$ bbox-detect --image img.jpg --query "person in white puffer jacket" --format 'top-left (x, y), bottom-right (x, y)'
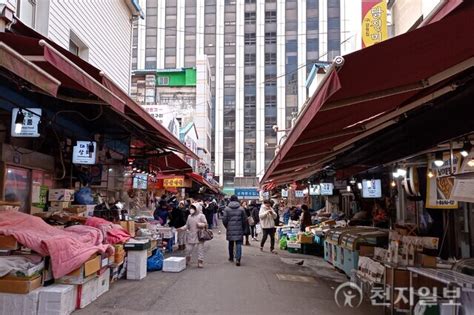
top-left (258, 200), bottom-right (277, 253)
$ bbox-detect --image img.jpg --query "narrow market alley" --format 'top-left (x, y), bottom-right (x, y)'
top-left (77, 222), bottom-right (380, 315)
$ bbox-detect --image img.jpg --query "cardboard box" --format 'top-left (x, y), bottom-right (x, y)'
top-left (9, 260), bottom-right (45, 278)
top-left (163, 257), bottom-right (186, 273)
top-left (416, 254), bottom-right (437, 268)
top-left (358, 245), bottom-right (375, 257)
top-left (97, 268), bottom-right (110, 298)
top-left (76, 276), bottom-right (99, 309)
top-left (297, 233), bottom-right (314, 244)
top-left (64, 205), bottom-right (86, 214)
top-left (56, 255), bottom-right (101, 285)
top-left (48, 189), bottom-right (75, 202)
top-left (38, 284), bottom-right (77, 315)
top-left (124, 239), bottom-right (151, 251)
top-left (0, 275), bottom-right (42, 294)
top-left (50, 201), bottom-right (71, 211)
top-left (0, 289), bottom-right (40, 315)
top-left (119, 221), bottom-right (135, 237)
top-left (0, 235), bottom-right (19, 250)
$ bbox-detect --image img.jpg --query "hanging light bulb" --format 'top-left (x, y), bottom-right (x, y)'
top-left (14, 110), bottom-right (25, 134)
top-left (468, 159), bottom-right (474, 167)
top-left (391, 180), bottom-right (396, 187)
top-left (349, 177), bottom-right (356, 185)
top-left (357, 182), bottom-right (362, 190)
top-left (460, 140), bottom-right (472, 157)
top-left (132, 167), bottom-right (137, 171)
top-left (346, 185), bottom-right (351, 192)
top-left (434, 152), bottom-right (444, 167)
top-left (427, 170), bottom-right (434, 178)
top-left (396, 168), bottom-right (407, 178)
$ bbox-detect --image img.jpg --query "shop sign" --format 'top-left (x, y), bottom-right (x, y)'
top-left (361, 0), bottom-right (388, 48)
top-left (163, 176), bottom-right (185, 188)
top-left (320, 183), bottom-right (334, 196)
top-left (262, 191), bottom-right (270, 199)
top-left (309, 185), bottom-right (321, 196)
top-left (362, 179), bottom-right (382, 198)
top-left (451, 179), bottom-right (474, 203)
top-left (426, 153), bottom-right (461, 209)
top-left (11, 108), bottom-right (41, 137)
top-left (295, 190), bottom-right (304, 198)
top-left (281, 189), bottom-right (288, 198)
top-left (235, 187), bottom-right (259, 199)
top-left (133, 174), bottom-right (148, 190)
top-left (72, 141), bottom-right (97, 165)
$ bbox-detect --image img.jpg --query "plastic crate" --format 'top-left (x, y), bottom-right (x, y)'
top-left (162, 257), bottom-right (186, 273)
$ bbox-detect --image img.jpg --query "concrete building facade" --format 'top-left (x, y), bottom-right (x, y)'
top-left (9, 0), bottom-right (143, 92)
top-left (132, 0), bottom-right (357, 190)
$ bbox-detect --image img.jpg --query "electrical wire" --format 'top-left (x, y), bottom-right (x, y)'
top-left (51, 126), bottom-right (67, 181)
top-left (52, 105), bottom-right (104, 123)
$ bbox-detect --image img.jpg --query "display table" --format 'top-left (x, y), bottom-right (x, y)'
top-left (407, 267), bottom-right (474, 315)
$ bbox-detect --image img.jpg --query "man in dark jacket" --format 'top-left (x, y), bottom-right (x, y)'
top-left (222, 195), bottom-right (246, 266)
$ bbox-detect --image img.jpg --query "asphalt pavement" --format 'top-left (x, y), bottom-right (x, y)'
top-left (76, 222), bottom-right (382, 315)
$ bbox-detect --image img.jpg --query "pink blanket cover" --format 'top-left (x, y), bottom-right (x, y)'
top-left (0, 211), bottom-right (112, 278)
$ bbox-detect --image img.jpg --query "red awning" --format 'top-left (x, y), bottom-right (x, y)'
top-left (0, 29), bottom-right (198, 159)
top-left (187, 172), bottom-right (219, 194)
top-left (261, 5), bottom-right (474, 186)
top-left (0, 42), bottom-right (60, 96)
top-left (419, 0), bottom-right (464, 26)
top-left (149, 152), bottom-right (193, 174)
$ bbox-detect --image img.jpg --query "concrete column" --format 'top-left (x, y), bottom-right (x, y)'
top-left (319, 0), bottom-right (328, 61)
top-left (297, 0), bottom-right (307, 111)
top-left (196, 0), bottom-right (205, 56)
top-left (276, 0), bottom-right (286, 144)
top-left (156, 0), bottom-right (166, 69)
top-left (235, 0), bottom-right (245, 178)
top-left (215, 0), bottom-right (225, 185)
top-left (255, 0), bottom-right (265, 180)
top-left (176, 0), bottom-right (185, 68)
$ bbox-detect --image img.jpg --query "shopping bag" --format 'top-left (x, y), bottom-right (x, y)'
top-left (279, 237), bottom-right (287, 250)
top-left (256, 224), bottom-right (262, 235)
top-left (248, 216), bottom-right (255, 226)
top-left (198, 228), bottom-right (213, 241)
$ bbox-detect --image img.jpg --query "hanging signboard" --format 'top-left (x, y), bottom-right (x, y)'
top-left (362, 0), bottom-right (388, 48)
top-left (362, 179), bottom-right (382, 198)
top-left (309, 184), bottom-right (321, 196)
top-left (295, 190), bottom-right (304, 198)
top-left (320, 183), bottom-right (334, 196)
top-left (11, 108), bottom-right (42, 137)
top-left (451, 179), bottom-right (474, 203)
top-left (72, 141), bottom-right (97, 165)
top-left (235, 187), bottom-right (259, 200)
top-left (163, 176), bottom-right (185, 188)
top-left (133, 174), bottom-right (148, 190)
top-left (426, 153), bottom-right (461, 209)
top-left (281, 189), bottom-right (288, 198)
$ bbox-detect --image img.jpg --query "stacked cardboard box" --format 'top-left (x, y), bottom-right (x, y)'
top-left (126, 250), bottom-right (147, 280)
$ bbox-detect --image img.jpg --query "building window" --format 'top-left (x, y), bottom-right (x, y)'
top-left (245, 12), bottom-right (256, 24)
top-left (265, 53), bottom-right (276, 65)
top-left (69, 31), bottom-right (89, 61)
top-left (265, 74), bottom-right (276, 86)
top-left (245, 0), bottom-right (256, 3)
top-left (245, 53), bottom-right (256, 66)
top-left (265, 95), bottom-right (277, 107)
top-left (265, 11), bottom-right (277, 23)
top-left (265, 32), bottom-right (276, 44)
top-left (244, 74), bottom-right (256, 85)
top-left (17, 0), bottom-right (36, 28)
top-left (245, 33), bottom-right (256, 45)
top-left (157, 77), bottom-right (169, 85)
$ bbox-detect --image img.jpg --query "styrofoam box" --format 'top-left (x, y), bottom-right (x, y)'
top-left (163, 257), bottom-right (186, 273)
top-left (126, 250), bottom-right (147, 280)
top-left (77, 276), bottom-right (99, 309)
top-left (97, 268), bottom-right (110, 298)
top-left (0, 289), bottom-right (40, 315)
top-left (38, 284), bottom-right (77, 315)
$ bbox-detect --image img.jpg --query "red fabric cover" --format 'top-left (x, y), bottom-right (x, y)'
top-left (85, 217), bottom-right (131, 245)
top-left (0, 211), bottom-right (112, 278)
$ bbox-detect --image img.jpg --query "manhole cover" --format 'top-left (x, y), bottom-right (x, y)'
top-left (276, 274), bottom-right (317, 283)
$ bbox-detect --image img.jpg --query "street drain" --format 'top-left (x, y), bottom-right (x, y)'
top-left (276, 274), bottom-right (317, 283)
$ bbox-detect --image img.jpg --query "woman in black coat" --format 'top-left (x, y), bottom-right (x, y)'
top-left (243, 203), bottom-right (251, 245)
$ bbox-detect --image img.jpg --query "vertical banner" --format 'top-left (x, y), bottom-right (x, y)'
top-left (362, 0), bottom-right (388, 48)
top-left (426, 153), bottom-right (461, 209)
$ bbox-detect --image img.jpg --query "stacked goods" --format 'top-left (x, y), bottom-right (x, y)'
top-left (387, 231), bottom-right (439, 267)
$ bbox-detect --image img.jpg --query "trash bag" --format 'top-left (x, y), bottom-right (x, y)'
top-left (279, 237), bottom-right (287, 250)
top-left (74, 187), bottom-right (95, 205)
top-left (147, 250), bottom-right (164, 271)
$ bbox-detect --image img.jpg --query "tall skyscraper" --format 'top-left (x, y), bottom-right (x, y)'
top-left (131, 0), bottom-right (357, 190)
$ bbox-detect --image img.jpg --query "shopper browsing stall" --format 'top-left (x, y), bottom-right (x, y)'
top-left (259, 200), bottom-right (278, 253)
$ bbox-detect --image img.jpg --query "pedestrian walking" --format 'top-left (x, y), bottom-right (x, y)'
top-left (212, 199), bottom-right (219, 228)
top-left (185, 204), bottom-right (208, 268)
top-left (243, 202), bottom-right (251, 246)
top-left (203, 199), bottom-right (214, 229)
top-left (249, 201), bottom-right (260, 241)
top-left (259, 199), bottom-right (278, 253)
top-left (222, 195), bottom-right (246, 266)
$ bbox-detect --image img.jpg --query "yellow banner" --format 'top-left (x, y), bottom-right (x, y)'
top-left (163, 176), bottom-right (185, 188)
top-left (362, 1), bottom-right (388, 47)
